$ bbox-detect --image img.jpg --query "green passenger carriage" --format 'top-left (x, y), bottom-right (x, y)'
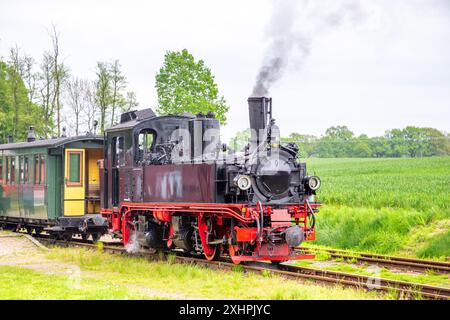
top-left (0, 130), bottom-right (107, 240)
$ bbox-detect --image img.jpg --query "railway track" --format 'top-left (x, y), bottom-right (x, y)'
top-left (295, 247), bottom-right (450, 274)
top-left (34, 236), bottom-right (450, 300)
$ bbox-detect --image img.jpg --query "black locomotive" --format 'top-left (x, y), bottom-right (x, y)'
top-left (100, 96), bottom-right (321, 263)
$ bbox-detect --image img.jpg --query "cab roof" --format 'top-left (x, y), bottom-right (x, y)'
top-left (106, 108), bottom-right (194, 133)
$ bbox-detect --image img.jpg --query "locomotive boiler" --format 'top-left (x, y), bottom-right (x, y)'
top-left (100, 96), bottom-right (321, 263)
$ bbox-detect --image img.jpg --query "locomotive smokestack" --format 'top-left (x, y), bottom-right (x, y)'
top-left (27, 126), bottom-right (36, 142)
top-left (248, 96), bottom-right (272, 153)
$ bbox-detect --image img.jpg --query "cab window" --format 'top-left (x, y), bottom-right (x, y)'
top-left (137, 130), bottom-right (155, 163)
top-left (111, 136), bottom-right (125, 167)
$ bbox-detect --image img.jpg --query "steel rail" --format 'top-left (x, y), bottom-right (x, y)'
top-left (35, 236), bottom-right (450, 300)
top-left (295, 247), bottom-right (450, 274)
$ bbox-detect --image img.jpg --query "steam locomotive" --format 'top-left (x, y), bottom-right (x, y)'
top-left (100, 96), bottom-right (321, 263)
top-left (0, 96), bottom-right (320, 264)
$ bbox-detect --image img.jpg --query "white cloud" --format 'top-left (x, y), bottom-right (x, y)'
top-left (0, 0), bottom-right (449, 142)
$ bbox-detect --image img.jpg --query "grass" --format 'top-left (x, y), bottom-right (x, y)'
top-left (314, 205), bottom-right (446, 255)
top-left (306, 157), bottom-right (450, 211)
top-left (305, 157), bottom-right (450, 258)
top-left (0, 265), bottom-right (151, 299)
top-left (295, 258), bottom-right (450, 288)
top-left (416, 231), bottom-right (450, 258)
top-left (324, 264), bottom-right (449, 287)
top-left (38, 247), bottom-right (386, 300)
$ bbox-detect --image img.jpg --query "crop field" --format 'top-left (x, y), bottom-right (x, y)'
top-left (305, 157), bottom-right (450, 258)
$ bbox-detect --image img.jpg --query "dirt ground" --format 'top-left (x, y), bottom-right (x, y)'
top-left (0, 232), bottom-right (200, 299)
top-left (0, 233), bottom-right (73, 275)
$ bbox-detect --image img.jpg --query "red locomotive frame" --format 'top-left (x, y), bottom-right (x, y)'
top-left (101, 201), bottom-right (319, 263)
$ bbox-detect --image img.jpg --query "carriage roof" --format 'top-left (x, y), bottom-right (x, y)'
top-left (0, 135), bottom-right (104, 151)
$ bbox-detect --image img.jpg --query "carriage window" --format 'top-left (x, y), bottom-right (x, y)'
top-left (19, 156), bottom-right (24, 183)
top-left (5, 157), bottom-right (9, 184)
top-left (34, 156), bottom-right (39, 184)
top-left (0, 158), bottom-right (2, 184)
top-left (35, 155), bottom-right (46, 185)
top-left (40, 155), bottom-right (46, 184)
top-left (10, 157), bottom-right (15, 184)
top-left (68, 152), bottom-right (81, 184)
top-left (19, 156), bottom-right (28, 183)
top-left (23, 156), bottom-right (29, 183)
top-left (137, 130), bottom-right (155, 162)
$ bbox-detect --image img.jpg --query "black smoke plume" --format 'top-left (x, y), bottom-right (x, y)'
top-left (252, 0), bottom-right (364, 97)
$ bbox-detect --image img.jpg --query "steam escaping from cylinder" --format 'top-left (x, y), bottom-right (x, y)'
top-left (252, 0), bottom-right (365, 97)
top-left (125, 231), bottom-right (141, 254)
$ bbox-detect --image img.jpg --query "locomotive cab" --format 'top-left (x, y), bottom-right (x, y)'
top-left (102, 108), bottom-right (222, 209)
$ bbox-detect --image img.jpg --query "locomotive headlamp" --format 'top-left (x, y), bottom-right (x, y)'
top-left (307, 176), bottom-right (321, 191)
top-left (234, 175), bottom-right (252, 191)
top-left (271, 142), bottom-right (280, 149)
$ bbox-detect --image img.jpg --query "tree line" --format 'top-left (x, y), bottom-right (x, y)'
top-left (230, 125), bottom-right (450, 158)
top-left (0, 25), bottom-right (138, 144)
top-left (0, 41), bottom-right (230, 144)
top-left (1, 33), bottom-right (448, 159)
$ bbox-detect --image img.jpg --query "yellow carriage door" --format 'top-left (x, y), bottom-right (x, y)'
top-left (64, 149), bottom-right (85, 216)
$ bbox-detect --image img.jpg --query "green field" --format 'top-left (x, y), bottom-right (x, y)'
top-left (305, 157), bottom-right (450, 258)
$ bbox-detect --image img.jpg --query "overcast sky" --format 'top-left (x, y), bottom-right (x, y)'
top-left (1, 0), bottom-right (449, 141)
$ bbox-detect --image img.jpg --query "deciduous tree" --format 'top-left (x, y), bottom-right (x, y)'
top-left (229, 129), bottom-right (251, 152)
top-left (37, 52), bottom-right (56, 137)
top-left (109, 60), bottom-right (126, 126)
top-left (155, 49), bottom-right (229, 124)
top-left (49, 25), bottom-right (69, 137)
top-left (0, 59), bottom-right (45, 143)
top-left (65, 77), bottom-right (92, 136)
top-left (123, 91), bottom-right (138, 113)
top-left (95, 62), bottom-right (112, 134)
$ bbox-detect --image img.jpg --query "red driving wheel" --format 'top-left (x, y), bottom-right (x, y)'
top-left (198, 215), bottom-right (220, 261)
top-left (204, 245), bottom-right (220, 261)
top-left (229, 244), bottom-right (241, 265)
